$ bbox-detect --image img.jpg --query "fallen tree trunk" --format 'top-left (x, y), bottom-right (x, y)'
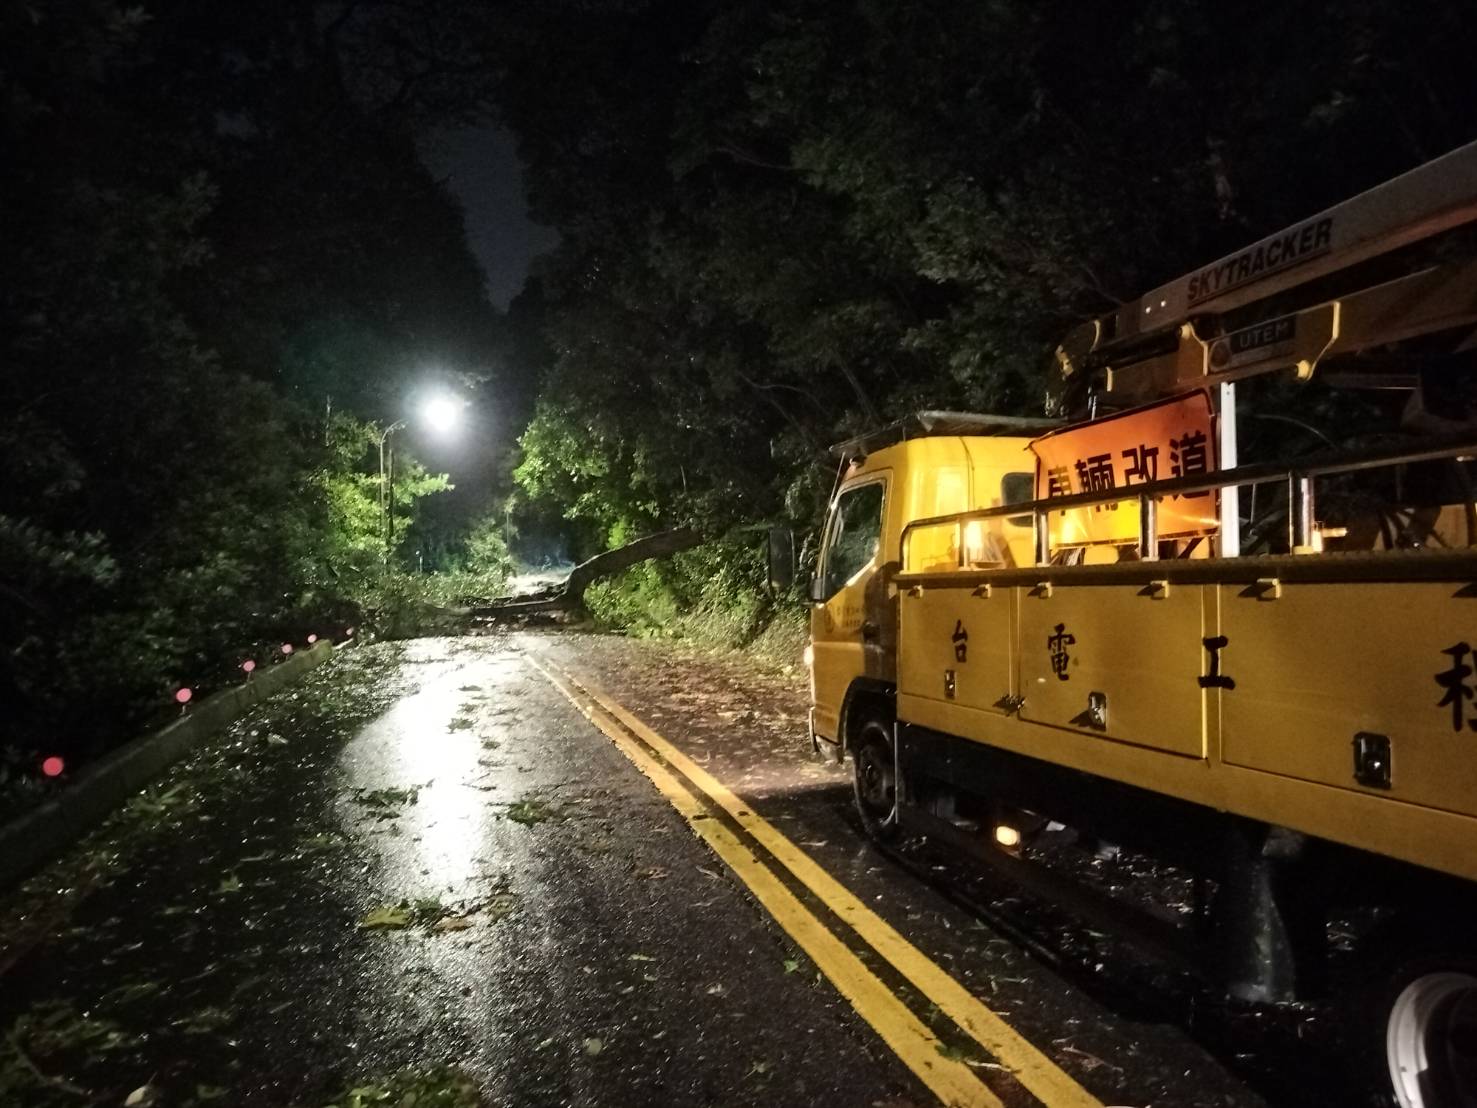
top-left (472, 527), bottom-right (704, 617)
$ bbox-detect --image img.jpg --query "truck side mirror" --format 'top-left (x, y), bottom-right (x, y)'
top-left (766, 526), bottom-right (795, 591)
top-left (808, 574), bottom-right (827, 603)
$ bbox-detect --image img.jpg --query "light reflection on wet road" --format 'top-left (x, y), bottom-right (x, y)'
top-left (339, 649), bottom-right (500, 898)
top-left (0, 633), bottom-right (1291, 1107)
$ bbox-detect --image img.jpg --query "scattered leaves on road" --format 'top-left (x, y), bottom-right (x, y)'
top-left (482, 891), bottom-right (519, 923)
top-left (351, 785), bottom-right (421, 819)
top-left (295, 831), bottom-right (345, 856)
top-left (505, 796), bottom-right (561, 825)
top-left (0, 1001), bottom-right (135, 1104)
top-left (126, 783), bottom-right (198, 823)
top-left (360, 891), bottom-right (515, 935)
top-left (359, 904), bottom-right (413, 930)
top-left (934, 1042), bottom-right (994, 1068)
top-left (582, 1037), bottom-right (604, 1056)
top-left (322, 1064), bottom-right (481, 1108)
top-left (174, 1007), bottom-right (232, 1035)
top-left (100, 981), bottom-right (163, 1009)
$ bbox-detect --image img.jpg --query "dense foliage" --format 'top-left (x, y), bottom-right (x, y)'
top-left (8, 0), bottom-right (1477, 791)
top-left (490, 0), bottom-right (1477, 628)
top-left (0, 1), bottom-right (510, 797)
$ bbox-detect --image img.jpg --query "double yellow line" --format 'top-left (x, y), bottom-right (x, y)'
top-left (527, 654), bottom-right (1104, 1108)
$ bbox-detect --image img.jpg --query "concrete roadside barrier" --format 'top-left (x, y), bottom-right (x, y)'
top-left (0, 640), bottom-right (336, 890)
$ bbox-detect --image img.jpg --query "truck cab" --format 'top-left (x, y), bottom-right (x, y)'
top-left (807, 413), bottom-right (1055, 753)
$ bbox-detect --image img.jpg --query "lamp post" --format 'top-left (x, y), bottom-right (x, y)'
top-left (379, 419), bottom-right (407, 563)
top-left (378, 394), bottom-right (464, 565)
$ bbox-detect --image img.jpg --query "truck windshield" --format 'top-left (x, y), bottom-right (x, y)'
top-left (822, 482), bottom-right (885, 598)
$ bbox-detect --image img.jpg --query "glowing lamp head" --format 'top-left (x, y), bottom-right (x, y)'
top-left (421, 394), bottom-right (462, 435)
top-left (175, 687), bottom-right (193, 705)
top-left (994, 824), bottom-right (1022, 849)
top-left (281, 643), bottom-right (294, 655)
top-left (307, 634), bottom-right (318, 644)
top-left (345, 627), bottom-right (355, 638)
top-left (241, 659), bottom-right (256, 674)
top-left (41, 756), bottom-right (65, 778)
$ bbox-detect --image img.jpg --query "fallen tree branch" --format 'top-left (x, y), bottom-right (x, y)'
top-left (472, 528), bottom-right (704, 617)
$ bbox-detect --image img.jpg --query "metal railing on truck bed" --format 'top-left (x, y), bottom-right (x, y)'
top-left (901, 432), bottom-right (1477, 574)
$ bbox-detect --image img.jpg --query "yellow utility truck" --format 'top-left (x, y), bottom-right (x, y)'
top-left (776, 139), bottom-right (1477, 1107)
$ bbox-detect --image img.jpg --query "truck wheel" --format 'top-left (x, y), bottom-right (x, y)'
top-left (1381, 964), bottom-right (1477, 1108)
top-left (852, 719), bottom-right (899, 843)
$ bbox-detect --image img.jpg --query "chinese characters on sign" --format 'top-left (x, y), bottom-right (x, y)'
top-left (1030, 391), bottom-right (1218, 547)
top-left (1048, 623), bottom-right (1075, 681)
top-left (1050, 434), bottom-right (1208, 503)
top-left (1169, 430), bottom-right (1210, 496)
top-left (1122, 444), bottom-right (1158, 485)
top-left (1075, 453), bottom-right (1118, 511)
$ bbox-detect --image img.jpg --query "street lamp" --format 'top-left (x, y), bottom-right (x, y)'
top-left (422, 394), bottom-right (461, 435)
top-left (379, 393), bottom-right (464, 563)
top-left (379, 419), bottom-right (408, 562)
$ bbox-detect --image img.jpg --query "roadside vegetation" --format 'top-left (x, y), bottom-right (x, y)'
top-left (0, 4), bottom-right (514, 805)
top-left (582, 541), bottom-right (805, 666)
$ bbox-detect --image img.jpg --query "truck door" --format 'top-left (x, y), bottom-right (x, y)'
top-left (811, 477), bottom-right (889, 742)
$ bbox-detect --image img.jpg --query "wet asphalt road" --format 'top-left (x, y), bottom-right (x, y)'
top-left (0, 633), bottom-right (1351, 1107)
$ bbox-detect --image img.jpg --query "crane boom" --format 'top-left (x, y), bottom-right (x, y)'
top-left (1114, 138), bottom-right (1477, 345)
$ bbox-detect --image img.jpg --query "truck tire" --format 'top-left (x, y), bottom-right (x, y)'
top-left (1377, 959), bottom-right (1477, 1108)
top-left (852, 718), bottom-right (899, 843)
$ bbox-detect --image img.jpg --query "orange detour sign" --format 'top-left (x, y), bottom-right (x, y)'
top-left (1030, 391), bottom-right (1218, 547)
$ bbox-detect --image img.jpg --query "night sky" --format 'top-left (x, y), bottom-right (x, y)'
top-left (420, 125), bottom-right (560, 309)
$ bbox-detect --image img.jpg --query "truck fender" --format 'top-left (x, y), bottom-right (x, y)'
top-left (838, 679), bottom-right (896, 763)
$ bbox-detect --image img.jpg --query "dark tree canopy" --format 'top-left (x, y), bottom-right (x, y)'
top-left (491, 0), bottom-right (1477, 549)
